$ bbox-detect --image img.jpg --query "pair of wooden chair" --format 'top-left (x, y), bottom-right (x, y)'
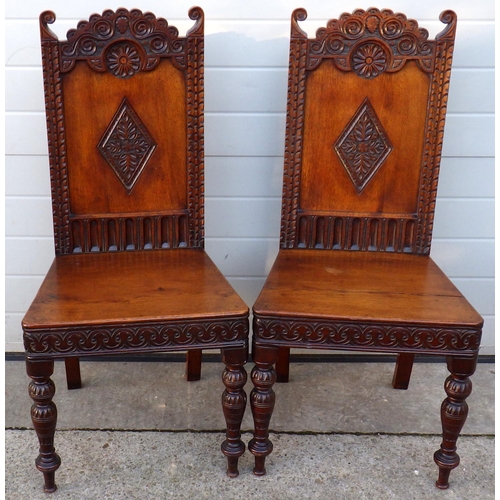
top-left (23, 7), bottom-right (482, 493)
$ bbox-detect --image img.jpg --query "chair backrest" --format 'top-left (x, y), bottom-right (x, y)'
top-left (40, 7), bottom-right (204, 255)
top-left (280, 8), bottom-right (457, 255)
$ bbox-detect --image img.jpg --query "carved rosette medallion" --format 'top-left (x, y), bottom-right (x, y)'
top-left (54, 8), bottom-right (190, 73)
top-left (352, 43), bottom-right (387, 78)
top-left (304, 8), bottom-right (437, 74)
top-left (334, 98), bottom-right (393, 193)
top-left (98, 98), bottom-right (157, 193)
top-left (106, 42), bottom-right (141, 78)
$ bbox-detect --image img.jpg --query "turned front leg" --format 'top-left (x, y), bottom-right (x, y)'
top-left (434, 356), bottom-right (477, 489)
top-left (26, 358), bottom-right (61, 493)
top-left (249, 344), bottom-right (278, 476)
top-left (221, 347), bottom-right (247, 477)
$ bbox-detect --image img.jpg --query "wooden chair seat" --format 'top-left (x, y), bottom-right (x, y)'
top-left (23, 250), bottom-right (247, 330)
top-left (254, 250), bottom-right (481, 329)
top-left (24, 8), bottom-right (249, 493)
top-left (249, 8), bottom-right (483, 491)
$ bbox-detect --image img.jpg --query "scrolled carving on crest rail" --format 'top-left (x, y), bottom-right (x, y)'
top-left (299, 7), bottom-right (445, 75)
top-left (253, 315), bottom-right (481, 354)
top-left (186, 6), bottom-right (204, 38)
top-left (39, 8), bottom-right (198, 75)
top-left (39, 8), bottom-right (206, 254)
top-left (290, 8), bottom-right (308, 39)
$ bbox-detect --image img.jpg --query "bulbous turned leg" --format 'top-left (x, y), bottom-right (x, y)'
top-left (26, 358), bottom-right (61, 493)
top-left (221, 347), bottom-right (247, 477)
top-left (434, 356), bottom-right (476, 489)
top-left (249, 344), bottom-right (278, 476)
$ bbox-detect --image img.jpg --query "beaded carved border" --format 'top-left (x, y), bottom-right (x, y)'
top-left (415, 11), bottom-right (457, 254)
top-left (186, 11), bottom-right (205, 248)
top-left (40, 20), bottom-right (71, 255)
top-left (253, 315), bottom-right (481, 355)
top-left (24, 316), bottom-right (248, 357)
top-left (280, 12), bottom-right (308, 249)
top-left (40, 8), bottom-right (205, 254)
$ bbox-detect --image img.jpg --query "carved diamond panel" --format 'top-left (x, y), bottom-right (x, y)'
top-left (334, 98), bottom-right (393, 193)
top-left (98, 98), bottom-right (157, 193)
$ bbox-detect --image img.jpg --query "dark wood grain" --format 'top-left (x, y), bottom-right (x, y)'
top-left (250, 8), bottom-right (482, 490)
top-left (24, 8), bottom-right (248, 492)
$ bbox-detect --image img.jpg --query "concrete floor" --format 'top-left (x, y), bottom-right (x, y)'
top-left (5, 359), bottom-right (495, 499)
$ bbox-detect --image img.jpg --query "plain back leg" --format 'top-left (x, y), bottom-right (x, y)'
top-left (185, 349), bottom-right (202, 381)
top-left (276, 346), bottom-right (290, 383)
top-left (392, 353), bottom-right (415, 389)
top-left (64, 357), bottom-right (82, 390)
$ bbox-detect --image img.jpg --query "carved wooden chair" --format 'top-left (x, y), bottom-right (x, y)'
top-left (249, 8), bottom-right (482, 490)
top-left (23, 8), bottom-right (249, 493)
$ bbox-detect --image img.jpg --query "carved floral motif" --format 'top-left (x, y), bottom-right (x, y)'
top-left (352, 43), bottom-right (387, 78)
top-left (54, 8), bottom-right (187, 73)
top-left (304, 7), bottom-right (440, 73)
top-left (280, 9), bottom-right (457, 254)
top-left (40, 8), bottom-right (205, 253)
top-left (334, 98), bottom-right (393, 193)
top-left (97, 98), bottom-right (156, 193)
top-left (106, 42), bottom-right (141, 78)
